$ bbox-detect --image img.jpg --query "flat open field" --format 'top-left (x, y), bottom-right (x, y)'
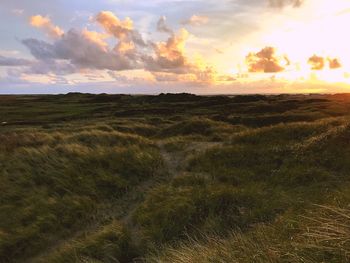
top-left (2, 93), bottom-right (350, 263)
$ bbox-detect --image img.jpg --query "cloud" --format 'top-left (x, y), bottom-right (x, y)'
top-left (0, 50), bottom-right (20, 57)
top-left (308, 55), bottom-right (325, 70)
top-left (115, 41), bottom-right (136, 55)
top-left (9, 11), bottom-right (226, 84)
top-left (95, 11), bottom-right (146, 47)
top-left (153, 16), bottom-right (193, 74)
top-left (94, 11), bottom-right (147, 59)
top-left (1, 51), bottom-right (75, 76)
top-left (23, 12), bottom-right (148, 74)
top-left (27, 60), bottom-right (76, 75)
top-left (108, 70), bottom-right (154, 84)
top-left (308, 55), bottom-right (342, 70)
top-left (23, 13), bottom-right (146, 74)
top-left (22, 39), bottom-right (57, 60)
top-left (30, 15), bottom-right (64, 39)
top-left (145, 28), bottom-right (192, 73)
top-left (107, 71), bottom-right (129, 82)
top-left (157, 16), bottom-right (173, 34)
top-left (38, 29), bottom-right (139, 70)
top-left (82, 29), bottom-right (109, 50)
top-left (21, 34), bottom-right (139, 75)
top-left (152, 72), bottom-right (196, 82)
top-left (268, 0), bottom-right (304, 8)
top-left (181, 15), bottom-right (209, 26)
top-left (0, 56), bottom-right (32, 66)
top-left (95, 11), bottom-right (133, 40)
top-left (246, 47), bottom-right (288, 73)
top-left (328, 58), bottom-right (342, 69)
top-left (148, 17), bottom-right (231, 83)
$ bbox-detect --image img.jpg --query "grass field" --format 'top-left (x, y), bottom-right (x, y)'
top-left (1, 93), bottom-right (350, 263)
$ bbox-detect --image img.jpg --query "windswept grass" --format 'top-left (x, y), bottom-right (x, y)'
top-left (2, 93), bottom-right (350, 262)
top-left (0, 126), bottom-right (164, 262)
top-left (36, 221), bottom-right (139, 263)
top-left (148, 205), bottom-right (350, 263)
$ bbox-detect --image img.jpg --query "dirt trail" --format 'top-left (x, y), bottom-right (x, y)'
top-left (157, 141), bottom-right (223, 178)
top-left (157, 143), bottom-right (183, 177)
top-left (122, 140), bottom-right (224, 248)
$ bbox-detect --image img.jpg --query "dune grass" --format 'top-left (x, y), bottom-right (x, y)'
top-left (0, 125), bottom-right (164, 262)
top-left (149, 204), bottom-right (350, 263)
top-left (2, 93), bottom-right (350, 262)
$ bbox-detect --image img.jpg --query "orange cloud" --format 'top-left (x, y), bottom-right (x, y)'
top-left (146, 28), bottom-right (190, 73)
top-left (308, 56), bottom-right (342, 70)
top-left (95, 11), bottom-right (133, 40)
top-left (30, 15), bottom-right (64, 39)
top-left (115, 41), bottom-right (135, 54)
top-left (146, 18), bottom-right (232, 83)
top-left (308, 55), bottom-right (325, 70)
top-left (157, 28), bottom-right (188, 61)
top-left (328, 58), bottom-right (342, 69)
top-left (95, 11), bottom-right (145, 53)
top-left (23, 11), bottom-right (229, 85)
top-left (246, 47), bottom-right (288, 73)
top-left (82, 29), bottom-right (108, 50)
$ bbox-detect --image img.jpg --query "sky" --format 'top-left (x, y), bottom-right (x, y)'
top-left (0, 0), bottom-right (350, 94)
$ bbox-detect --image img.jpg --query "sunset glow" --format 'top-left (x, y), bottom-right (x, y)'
top-left (0, 0), bottom-right (349, 93)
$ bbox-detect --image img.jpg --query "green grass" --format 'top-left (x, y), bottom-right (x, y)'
top-left (2, 93), bottom-right (350, 262)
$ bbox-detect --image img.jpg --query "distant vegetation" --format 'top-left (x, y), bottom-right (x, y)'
top-left (1, 93), bottom-right (350, 262)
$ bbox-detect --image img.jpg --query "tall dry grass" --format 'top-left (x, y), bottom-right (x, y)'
top-left (148, 205), bottom-right (350, 263)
